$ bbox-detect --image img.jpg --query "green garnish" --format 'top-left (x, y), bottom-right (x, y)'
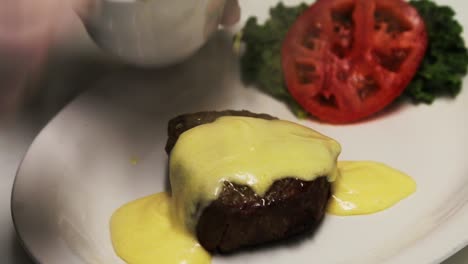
top-left (406, 0), bottom-right (468, 103)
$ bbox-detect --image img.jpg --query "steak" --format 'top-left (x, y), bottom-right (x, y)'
top-left (166, 110), bottom-right (331, 253)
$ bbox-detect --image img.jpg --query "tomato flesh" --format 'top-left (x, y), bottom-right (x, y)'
top-left (282, 0), bottom-right (427, 123)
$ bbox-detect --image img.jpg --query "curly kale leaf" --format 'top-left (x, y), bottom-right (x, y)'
top-left (406, 0), bottom-right (468, 103)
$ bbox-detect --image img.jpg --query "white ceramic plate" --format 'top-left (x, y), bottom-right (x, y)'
top-left (11, 0), bottom-right (468, 263)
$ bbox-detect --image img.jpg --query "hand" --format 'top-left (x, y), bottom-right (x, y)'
top-left (0, 0), bottom-right (65, 115)
top-left (0, 0), bottom-right (241, 115)
top-left (221, 0), bottom-right (241, 27)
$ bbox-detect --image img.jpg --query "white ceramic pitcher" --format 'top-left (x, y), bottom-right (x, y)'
top-left (75, 0), bottom-right (230, 66)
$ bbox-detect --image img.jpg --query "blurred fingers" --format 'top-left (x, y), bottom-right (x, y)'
top-left (221, 0), bottom-right (240, 26)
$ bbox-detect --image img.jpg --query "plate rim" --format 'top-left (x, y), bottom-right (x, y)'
top-left (10, 91), bottom-right (468, 264)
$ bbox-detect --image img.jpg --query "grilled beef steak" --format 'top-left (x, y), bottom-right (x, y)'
top-left (165, 110), bottom-right (331, 252)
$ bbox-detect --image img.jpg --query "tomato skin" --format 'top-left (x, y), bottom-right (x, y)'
top-left (281, 0), bottom-right (427, 124)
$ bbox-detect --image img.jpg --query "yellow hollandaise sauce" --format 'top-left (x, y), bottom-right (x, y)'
top-left (327, 161), bottom-right (417, 216)
top-left (110, 116), bottom-right (417, 264)
top-left (169, 116), bottom-right (342, 229)
top-left (110, 192), bottom-right (210, 264)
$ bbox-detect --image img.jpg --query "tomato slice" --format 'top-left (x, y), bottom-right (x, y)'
top-left (281, 0), bottom-right (427, 123)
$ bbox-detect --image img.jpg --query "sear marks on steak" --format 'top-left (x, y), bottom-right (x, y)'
top-left (197, 177), bottom-right (331, 253)
top-left (165, 110), bottom-right (332, 253)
